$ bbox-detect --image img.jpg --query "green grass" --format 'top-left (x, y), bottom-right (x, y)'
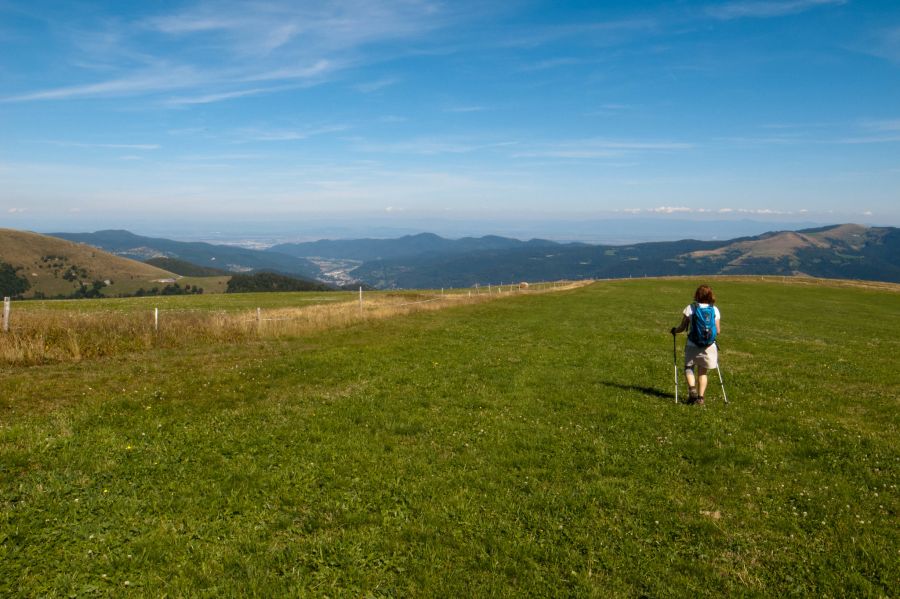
top-left (102, 275), bottom-right (232, 297)
top-left (1, 279), bottom-right (898, 596)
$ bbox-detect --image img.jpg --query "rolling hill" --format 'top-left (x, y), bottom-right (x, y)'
top-left (51, 230), bottom-right (319, 279)
top-left (145, 257), bottom-right (231, 277)
top-left (269, 232), bottom-right (565, 261)
top-left (0, 228), bottom-right (180, 298)
top-left (682, 223), bottom-right (900, 280)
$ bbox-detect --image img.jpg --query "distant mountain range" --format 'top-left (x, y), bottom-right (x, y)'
top-left (348, 224), bottom-right (900, 288)
top-left (269, 232), bottom-right (570, 261)
top-left (43, 224), bottom-right (900, 290)
top-left (52, 230), bottom-right (319, 278)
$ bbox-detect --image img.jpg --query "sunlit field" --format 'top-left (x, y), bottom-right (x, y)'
top-left (1, 278), bottom-right (897, 596)
top-left (0, 283), bottom-right (574, 365)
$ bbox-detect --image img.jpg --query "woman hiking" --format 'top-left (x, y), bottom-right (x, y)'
top-left (670, 284), bottom-right (721, 405)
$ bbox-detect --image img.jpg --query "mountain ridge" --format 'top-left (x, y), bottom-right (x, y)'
top-left (51, 229), bottom-right (320, 279)
top-left (348, 224), bottom-right (900, 288)
top-left (268, 232), bottom-right (566, 261)
top-left (38, 224), bottom-right (900, 289)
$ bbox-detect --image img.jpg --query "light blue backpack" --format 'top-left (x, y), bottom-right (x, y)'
top-left (688, 303), bottom-right (717, 347)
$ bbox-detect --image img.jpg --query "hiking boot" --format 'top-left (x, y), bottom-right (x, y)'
top-left (696, 396), bottom-right (705, 406)
top-left (687, 390), bottom-right (699, 404)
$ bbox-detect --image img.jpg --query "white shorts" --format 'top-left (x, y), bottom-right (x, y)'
top-left (685, 342), bottom-right (718, 369)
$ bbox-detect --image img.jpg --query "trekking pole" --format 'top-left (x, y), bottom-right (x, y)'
top-left (716, 342), bottom-right (729, 405)
top-left (672, 331), bottom-right (679, 404)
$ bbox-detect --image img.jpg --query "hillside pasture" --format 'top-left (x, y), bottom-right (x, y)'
top-left (101, 275), bottom-right (232, 297)
top-left (0, 284), bottom-right (572, 365)
top-left (0, 228), bottom-right (231, 298)
top-left (0, 229), bottom-right (177, 298)
top-left (0, 278), bottom-right (897, 596)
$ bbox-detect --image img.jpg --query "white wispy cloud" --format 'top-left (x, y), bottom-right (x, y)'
top-left (179, 153), bottom-right (267, 161)
top-left (240, 59), bottom-right (336, 83)
top-left (4, 57), bottom-right (336, 103)
top-left (760, 121), bottom-right (832, 130)
top-left (514, 138), bottom-right (694, 159)
top-left (444, 105), bottom-right (488, 113)
top-left (353, 137), bottom-right (517, 155)
top-left (849, 26), bottom-right (900, 65)
top-left (862, 119), bottom-right (900, 132)
top-left (519, 57), bottom-right (584, 72)
top-left (166, 86), bottom-right (292, 106)
top-left (720, 121), bottom-right (900, 146)
top-left (4, 67), bottom-right (200, 102)
top-left (647, 206), bottom-right (692, 214)
top-left (621, 206), bottom-right (809, 215)
top-left (583, 104), bottom-right (635, 118)
top-left (143, 1), bottom-right (445, 55)
top-left (43, 140), bottom-right (161, 150)
top-left (354, 77), bottom-right (399, 93)
top-left (718, 134), bottom-right (810, 146)
top-left (4, 1), bottom-right (451, 104)
top-left (235, 124), bottom-right (350, 143)
top-left (497, 18), bottom-right (659, 49)
top-left (835, 135), bottom-right (900, 145)
top-left (706, 0), bottom-right (846, 20)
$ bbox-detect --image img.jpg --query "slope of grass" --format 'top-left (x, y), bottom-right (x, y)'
top-left (101, 275), bottom-right (232, 297)
top-left (1, 279), bottom-right (897, 596)
top-left (0, 229), bottom-right (176, 298)
top-left (144, 257), bottom-right (231, 277)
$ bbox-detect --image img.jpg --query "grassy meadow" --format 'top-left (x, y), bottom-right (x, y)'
top-left (0, 285), bottom-right (556, 365)
top-left (1, 278), bottom-right (898, 596)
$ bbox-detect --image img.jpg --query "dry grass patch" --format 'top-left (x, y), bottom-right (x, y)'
top-left (0, 283), bottom-right (590, 365)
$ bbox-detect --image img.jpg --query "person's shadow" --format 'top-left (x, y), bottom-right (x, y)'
top-left (597, 381), bottom-right (674, 400)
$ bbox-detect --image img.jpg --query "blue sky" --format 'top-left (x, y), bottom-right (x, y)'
top-left (1, 0), bottom-right (899, 235)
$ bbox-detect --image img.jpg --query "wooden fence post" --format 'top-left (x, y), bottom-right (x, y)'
top-left (2, 297), bottom-right (10, 332)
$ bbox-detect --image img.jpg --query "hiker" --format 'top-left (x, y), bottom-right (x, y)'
top-left (670, 284), bottom-right (721, 405)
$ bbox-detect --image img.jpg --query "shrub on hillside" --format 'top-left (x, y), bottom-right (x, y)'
top-left (132, 283), bottom-right (203, 297)
top-left (0, 262), bottom-right (31, 298)
top-left (226, 272), bottom-right (330, 293)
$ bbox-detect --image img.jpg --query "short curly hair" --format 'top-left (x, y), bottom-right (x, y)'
top-left (694, 284), bottom-right (715, 304)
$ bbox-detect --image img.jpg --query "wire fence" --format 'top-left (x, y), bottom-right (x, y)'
top-left (0, 281), bottom-right (589, 365)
